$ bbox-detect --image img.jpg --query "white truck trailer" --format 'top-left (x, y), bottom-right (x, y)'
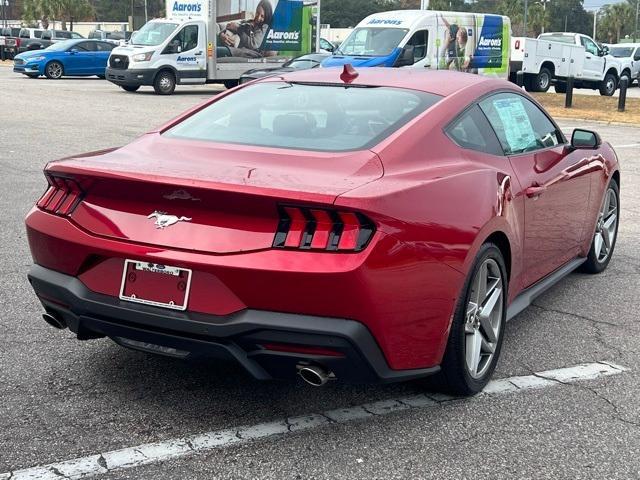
top-left (509, 32), bottom-right (622, 96)
top-left (106, 0), bottom-right (318, 94)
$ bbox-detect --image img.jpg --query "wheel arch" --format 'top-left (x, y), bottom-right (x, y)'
top-left (612, 169), bottom-right (620, 188)
top-left (153, 66), bottom-right (178, 84)
top-left (540, 61), bottom-right (555, 76)
top-left (605, 67), bottom-right (619, 79)
top-left (484, 231), bottom-right (511, 282)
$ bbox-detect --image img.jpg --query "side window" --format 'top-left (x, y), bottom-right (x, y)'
top-left (634, 48), bottom-right (640, 61)
top-left (73, 41), bottom-right (96, 51)
top-left (446, 105), bottom-right (504, 156)
top-left (96, 42), bottom-right (115, 52)
top-left (164, 25), bottom-right (198, 54)
top-left (479, 93), bottom-right (561, 155)
top-left (406, 30), bottom-right (428, 62)
top-left (580, 36), bottom-right (598, 55)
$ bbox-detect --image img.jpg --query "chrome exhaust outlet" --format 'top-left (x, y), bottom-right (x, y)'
top-left (297, 364), bottom-right (334, 387)
top-left (42, 312), bottom-right (66, 330)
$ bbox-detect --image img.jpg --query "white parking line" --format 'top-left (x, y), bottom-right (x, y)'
top-left (614, 144), bottom-right (640, 149)
top-left (0, 361), bottom-right (627, 480)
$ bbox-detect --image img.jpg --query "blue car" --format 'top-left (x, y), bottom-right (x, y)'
top-left (13, 39), bottom-right (115, 79)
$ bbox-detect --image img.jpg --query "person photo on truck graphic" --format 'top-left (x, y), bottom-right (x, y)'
top-left (219, 0), bottom-right (273, 58)
top-left (440, 16), bottom-right (474, 73)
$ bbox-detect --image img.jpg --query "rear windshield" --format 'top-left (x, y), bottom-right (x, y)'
top-left (164, 82), bottom-right (441, 152)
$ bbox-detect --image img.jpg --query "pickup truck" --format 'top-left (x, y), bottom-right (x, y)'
top-left (0, 27), bottom-right (21, 59)
top-left (18, 29), bottom-right (84, 53)
top-left (510, 32), bottom-right (622, 96)
top-left (606, 43), bottom-right (640, 85)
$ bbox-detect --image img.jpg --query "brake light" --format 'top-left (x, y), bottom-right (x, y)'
top-left (515, 39), bottom-right (520, 50)
top-left (36, 173), bottom-right (85, 216)
top-left (273, 205), bottom-right (375, 252)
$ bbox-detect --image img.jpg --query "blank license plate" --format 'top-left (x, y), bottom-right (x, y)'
top-left (119, 260), bottom-right (192, 311)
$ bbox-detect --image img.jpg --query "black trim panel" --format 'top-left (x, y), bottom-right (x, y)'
top-left (27, 264), bottom-right (439, 384)
top-left (507, 257), bottom-right (586, 321)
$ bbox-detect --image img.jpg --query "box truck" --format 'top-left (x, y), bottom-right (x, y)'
top-left (106, 0), bottom-right (317, 94)
top-left (322, 10), bottom-right (511, 80)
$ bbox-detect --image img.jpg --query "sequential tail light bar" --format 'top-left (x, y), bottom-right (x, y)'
top-left (273, 205), bottom-right (375, 252)
top-left (36, 173), bottom-right (85, 216)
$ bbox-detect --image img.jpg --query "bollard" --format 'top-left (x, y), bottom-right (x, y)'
top-left (618, 76), bottom-right (628, 112)
top-left (565, 76), bottom-right (573, 109)
top-left (516, 70), bottom-right (524, 88)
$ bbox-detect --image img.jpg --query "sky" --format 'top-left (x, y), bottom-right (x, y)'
top-left (583, 0), bottom-right (632, 9)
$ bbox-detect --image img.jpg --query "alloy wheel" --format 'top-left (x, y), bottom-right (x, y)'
top-left (47, 62), bottom-right (62, 79)
top-left (465, 258), bottom-right (503, 379)
top-left (538, 72), bottom-right (550, 91)
top-left (594, 187), bottom-right (618, 263)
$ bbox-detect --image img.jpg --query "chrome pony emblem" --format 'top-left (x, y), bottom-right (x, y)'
top-left (147, 211), bottom-right (192, 229)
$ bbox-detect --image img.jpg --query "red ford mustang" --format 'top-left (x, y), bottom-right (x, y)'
top-left (26, 68), bottom-right (620, 395)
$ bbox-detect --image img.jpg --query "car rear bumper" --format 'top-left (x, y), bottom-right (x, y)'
top-left (28, 264), bottom-right (439, 384)
top-left (106, 67), bottom-right (155, 86)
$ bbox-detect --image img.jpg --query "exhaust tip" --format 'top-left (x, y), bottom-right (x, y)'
top-left (298, 365), bottom-right (334, 387)
top-left (42, 312), bottom-right (66, 330)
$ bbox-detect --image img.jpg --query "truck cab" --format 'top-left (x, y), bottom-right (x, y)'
top-left (537, 32), bottom-right (621, 94)
top-left (322, 10), bottom-right (511, 79)
top-left (107, 19), bottom-right (208, 94)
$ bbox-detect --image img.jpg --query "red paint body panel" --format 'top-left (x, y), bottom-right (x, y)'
top-left (25, 69), bottom-right (620, 373)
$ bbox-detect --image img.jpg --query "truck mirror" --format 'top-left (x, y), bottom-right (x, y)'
top-left (394, 45), bottom-right (415, 67)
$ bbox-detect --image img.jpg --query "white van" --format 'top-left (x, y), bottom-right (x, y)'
top-left (323, 10), bottom-right (511, 79)
top-left (106, 0), bottom-right (318, 94)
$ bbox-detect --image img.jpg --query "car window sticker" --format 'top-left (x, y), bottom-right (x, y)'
top-left (492, 97), bottom-right (536, 153)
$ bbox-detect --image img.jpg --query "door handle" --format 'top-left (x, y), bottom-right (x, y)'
top-left (525, 185), bottom-right (547, 198)
top-left (194, 51), bottom-right (203, 56)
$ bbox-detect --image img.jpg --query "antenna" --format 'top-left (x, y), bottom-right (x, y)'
top-left (340, 64), bottom-right (359, 83)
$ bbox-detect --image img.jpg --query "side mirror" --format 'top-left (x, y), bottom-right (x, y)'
top-left (394, 45), bottom-right (415, 67)
top-left (571, 129), bottom-right (601, 149)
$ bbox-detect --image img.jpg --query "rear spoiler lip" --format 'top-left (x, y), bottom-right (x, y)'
top-left (45, 162), bottom-right (343, 207)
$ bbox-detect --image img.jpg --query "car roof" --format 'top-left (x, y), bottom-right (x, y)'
top-left (271, 67), bottom-right (504, 97)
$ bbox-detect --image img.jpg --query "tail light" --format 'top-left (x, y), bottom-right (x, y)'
top-left (515, 39), bottom-right (520, 50)
top-left (273, 205), bottom-right (375, 252)
top-left (36, 173), bottom-right (85, 216)
top-left (15, 38), bottom-right (21, 48)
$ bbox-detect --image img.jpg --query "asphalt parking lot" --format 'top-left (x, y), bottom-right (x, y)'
top-left (1, 67), bottom-right (640, 479)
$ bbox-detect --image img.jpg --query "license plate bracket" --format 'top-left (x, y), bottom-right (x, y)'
top-left (119, 260), bottom-right (192, 311)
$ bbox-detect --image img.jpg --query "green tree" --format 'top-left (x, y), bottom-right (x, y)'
top-left (598, 2), bottom-right (634, 43)
top-left (22, 0), bottom-right (94, 29)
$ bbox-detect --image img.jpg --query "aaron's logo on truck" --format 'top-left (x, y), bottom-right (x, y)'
top-left (261, 0), bottom-right (304, 51)
top-left (171, 1), bottom-right (202, 13)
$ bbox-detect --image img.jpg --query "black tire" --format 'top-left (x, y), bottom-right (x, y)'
top-left (223, 79), bottom-right (239, 89)
top-left (153, 70), bottom-right (176, 95)
top-left (533, 67), bottom-right (552, 92)
top-left (599, 73), bottom-right (617, 96)
top-left (554, 82), bottom-right (567, 94)
top-left (439, 243), bottom-right (508, 396)
top-left (96, 74), bottom-right (105, 79)
top-left (580, 179), bottom-right (619, 274)
top-left (121, 85), bottom-right (140, 92)
top-left (44, 61), bottom-right (63, 79)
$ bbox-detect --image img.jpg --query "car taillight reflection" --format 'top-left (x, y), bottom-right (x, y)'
top-left (273, 205), bottom-right (375, 252)
top-left (36, 173), bottom-right (85, 216)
